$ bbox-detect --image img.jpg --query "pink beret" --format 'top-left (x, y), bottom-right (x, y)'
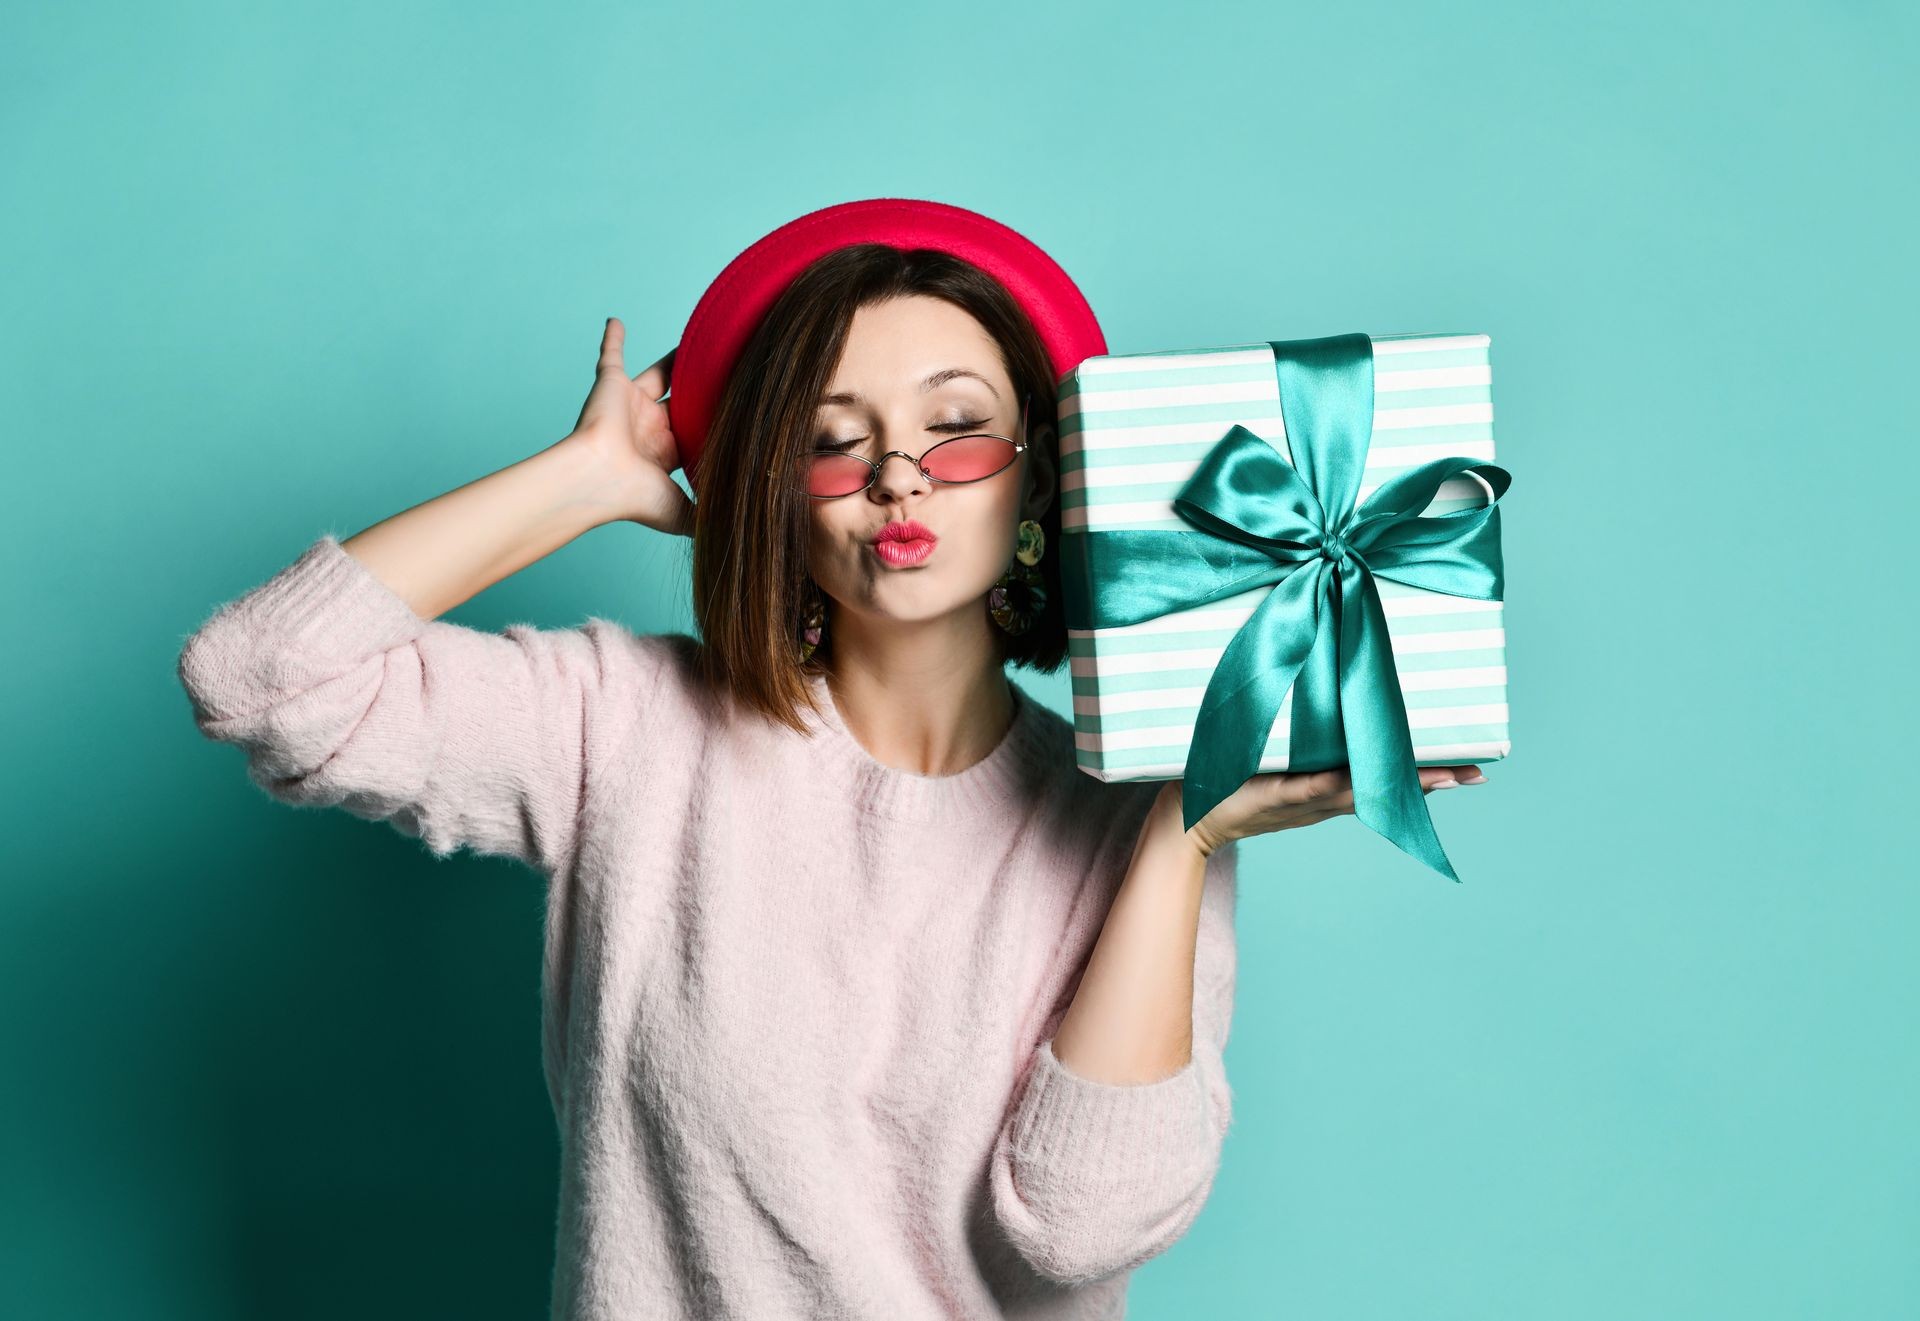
top-left (666, 196), bottom-right (1108, 480)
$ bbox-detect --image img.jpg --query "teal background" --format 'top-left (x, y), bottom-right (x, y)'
top-left (4, 1), bottom-right (1914, 1317)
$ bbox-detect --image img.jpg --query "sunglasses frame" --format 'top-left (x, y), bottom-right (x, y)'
top-left (772, 391), bottom-right (1033, 500)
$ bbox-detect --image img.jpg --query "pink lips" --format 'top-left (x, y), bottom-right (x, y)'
top-left (872, 519), bottom-right (937, 567)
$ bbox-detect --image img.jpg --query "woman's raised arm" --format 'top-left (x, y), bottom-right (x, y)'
top-left (340, 319), bottom-right (689, 620)
top-left (176, 319), bottom-right (691, 875)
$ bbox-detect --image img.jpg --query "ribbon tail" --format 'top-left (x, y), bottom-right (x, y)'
top-left (1338, 563), bottom-right (1462, 882)
top-left (1181, 565), bottom-right (1326, 833)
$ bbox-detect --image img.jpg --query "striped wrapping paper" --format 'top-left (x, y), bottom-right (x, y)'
top-left (1058, 332), bottom-right (1511, 783)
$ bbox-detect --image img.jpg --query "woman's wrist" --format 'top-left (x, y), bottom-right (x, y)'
top-left (548, 432), bottom-right (635, 526)
top-left (553, 431), bottom-right (693, 537)
top-left (1153, 780), bottom-right (1227, 861)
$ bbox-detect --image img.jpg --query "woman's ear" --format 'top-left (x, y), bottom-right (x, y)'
top-left (1023, 418), bottom-right (1058, 521)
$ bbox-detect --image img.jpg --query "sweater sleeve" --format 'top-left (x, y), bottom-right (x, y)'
top-left (987, 837), bottom-right (1240, 1285)
top-left (176, 532), bottom-right (658, 876)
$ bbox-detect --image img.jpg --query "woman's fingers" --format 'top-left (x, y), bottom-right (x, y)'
top-left (1289, 764), bottom-right (1486, 807)
top-left (1267, 761), bottom-right (1487, 812)
top-left (633, 345), bottom-right (675, 404)
top-left (598, 317), bottom-right (627, 376)
top-left (594, 315), bottom-right (674, 408)
top-left (1284, 768), bottom-right (1349, 804)
top-left (1425, 763), bottom-right (1488, 791)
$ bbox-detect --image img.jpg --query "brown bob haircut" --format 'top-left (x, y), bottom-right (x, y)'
top-left (685, 243), bottom-right (1071, 735)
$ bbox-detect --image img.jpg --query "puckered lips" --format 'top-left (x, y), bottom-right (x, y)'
top-left (870, 519), bottom-right (938, 568)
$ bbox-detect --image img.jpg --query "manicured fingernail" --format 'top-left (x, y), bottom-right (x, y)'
top-left (1461, 771), bottom-right (1487, 784)
top-left (1431, 778), bottom-right (1460, 789)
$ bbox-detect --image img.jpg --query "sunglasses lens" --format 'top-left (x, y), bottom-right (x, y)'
top-left (923, 436), bottom-right (1015, 483)
top-left (806, 454), bottom-right (874, 498)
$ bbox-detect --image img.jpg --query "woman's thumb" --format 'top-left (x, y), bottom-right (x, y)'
top-left (633, 345), bottom-right (675, 405)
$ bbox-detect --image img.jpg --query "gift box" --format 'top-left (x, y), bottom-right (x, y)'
top-left (1057, 332), bottom-right (1513, 881)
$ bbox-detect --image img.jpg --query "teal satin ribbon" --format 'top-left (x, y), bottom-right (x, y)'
top-left (1060, 334), bottom-right (1513, 881)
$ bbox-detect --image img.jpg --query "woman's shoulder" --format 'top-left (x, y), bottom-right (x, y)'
top-left (570, 620), bottom-right (699, 679)
top-left (566, 622), bottom-right (713, 730)
top-left (594, 623), bottom-right (702, 671)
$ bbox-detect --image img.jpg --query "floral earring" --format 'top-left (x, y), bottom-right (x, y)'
top-left (798, 579), bottom-right (828, 663)
top-left (989, 518), bottom-right (1047, 636)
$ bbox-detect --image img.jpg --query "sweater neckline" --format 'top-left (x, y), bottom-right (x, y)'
top-left (800, 670), bottom-right (1057, 822)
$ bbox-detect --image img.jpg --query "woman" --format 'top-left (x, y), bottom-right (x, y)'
top-left (177, 198), bottom-right (1484, 1320)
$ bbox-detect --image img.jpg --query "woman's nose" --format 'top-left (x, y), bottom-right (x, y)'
top-left (868, 450), bottom-right (931, 499)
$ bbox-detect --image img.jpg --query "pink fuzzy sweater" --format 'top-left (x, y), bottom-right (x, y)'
top-left (176, 533), bottom-right (1240, 1320)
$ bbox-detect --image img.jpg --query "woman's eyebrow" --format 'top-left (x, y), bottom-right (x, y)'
top-left (821, 368), bottom-right (1001, 407)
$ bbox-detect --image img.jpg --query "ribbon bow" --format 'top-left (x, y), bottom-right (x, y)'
top-left (1060, 334), bottom-right (1513, 881)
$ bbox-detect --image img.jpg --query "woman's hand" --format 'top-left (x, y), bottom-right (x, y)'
top-left (1173, 763), bottom-right (1488, 857)
top-left (562, 317), bottom-right (695, 538)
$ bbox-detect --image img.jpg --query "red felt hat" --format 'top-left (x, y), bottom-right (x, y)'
top-left (666, 196), bottom-right (1108, 481)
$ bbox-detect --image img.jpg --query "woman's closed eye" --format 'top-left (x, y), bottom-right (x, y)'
top-left (814, 417), bottom-right (991, 453)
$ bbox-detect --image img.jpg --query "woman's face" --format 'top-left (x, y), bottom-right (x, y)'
top-left (805, 294), bottom-right (1056, 647)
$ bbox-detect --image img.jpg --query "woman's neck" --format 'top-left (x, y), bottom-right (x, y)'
top-left (820, 656), bottom-right (1017, 780)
